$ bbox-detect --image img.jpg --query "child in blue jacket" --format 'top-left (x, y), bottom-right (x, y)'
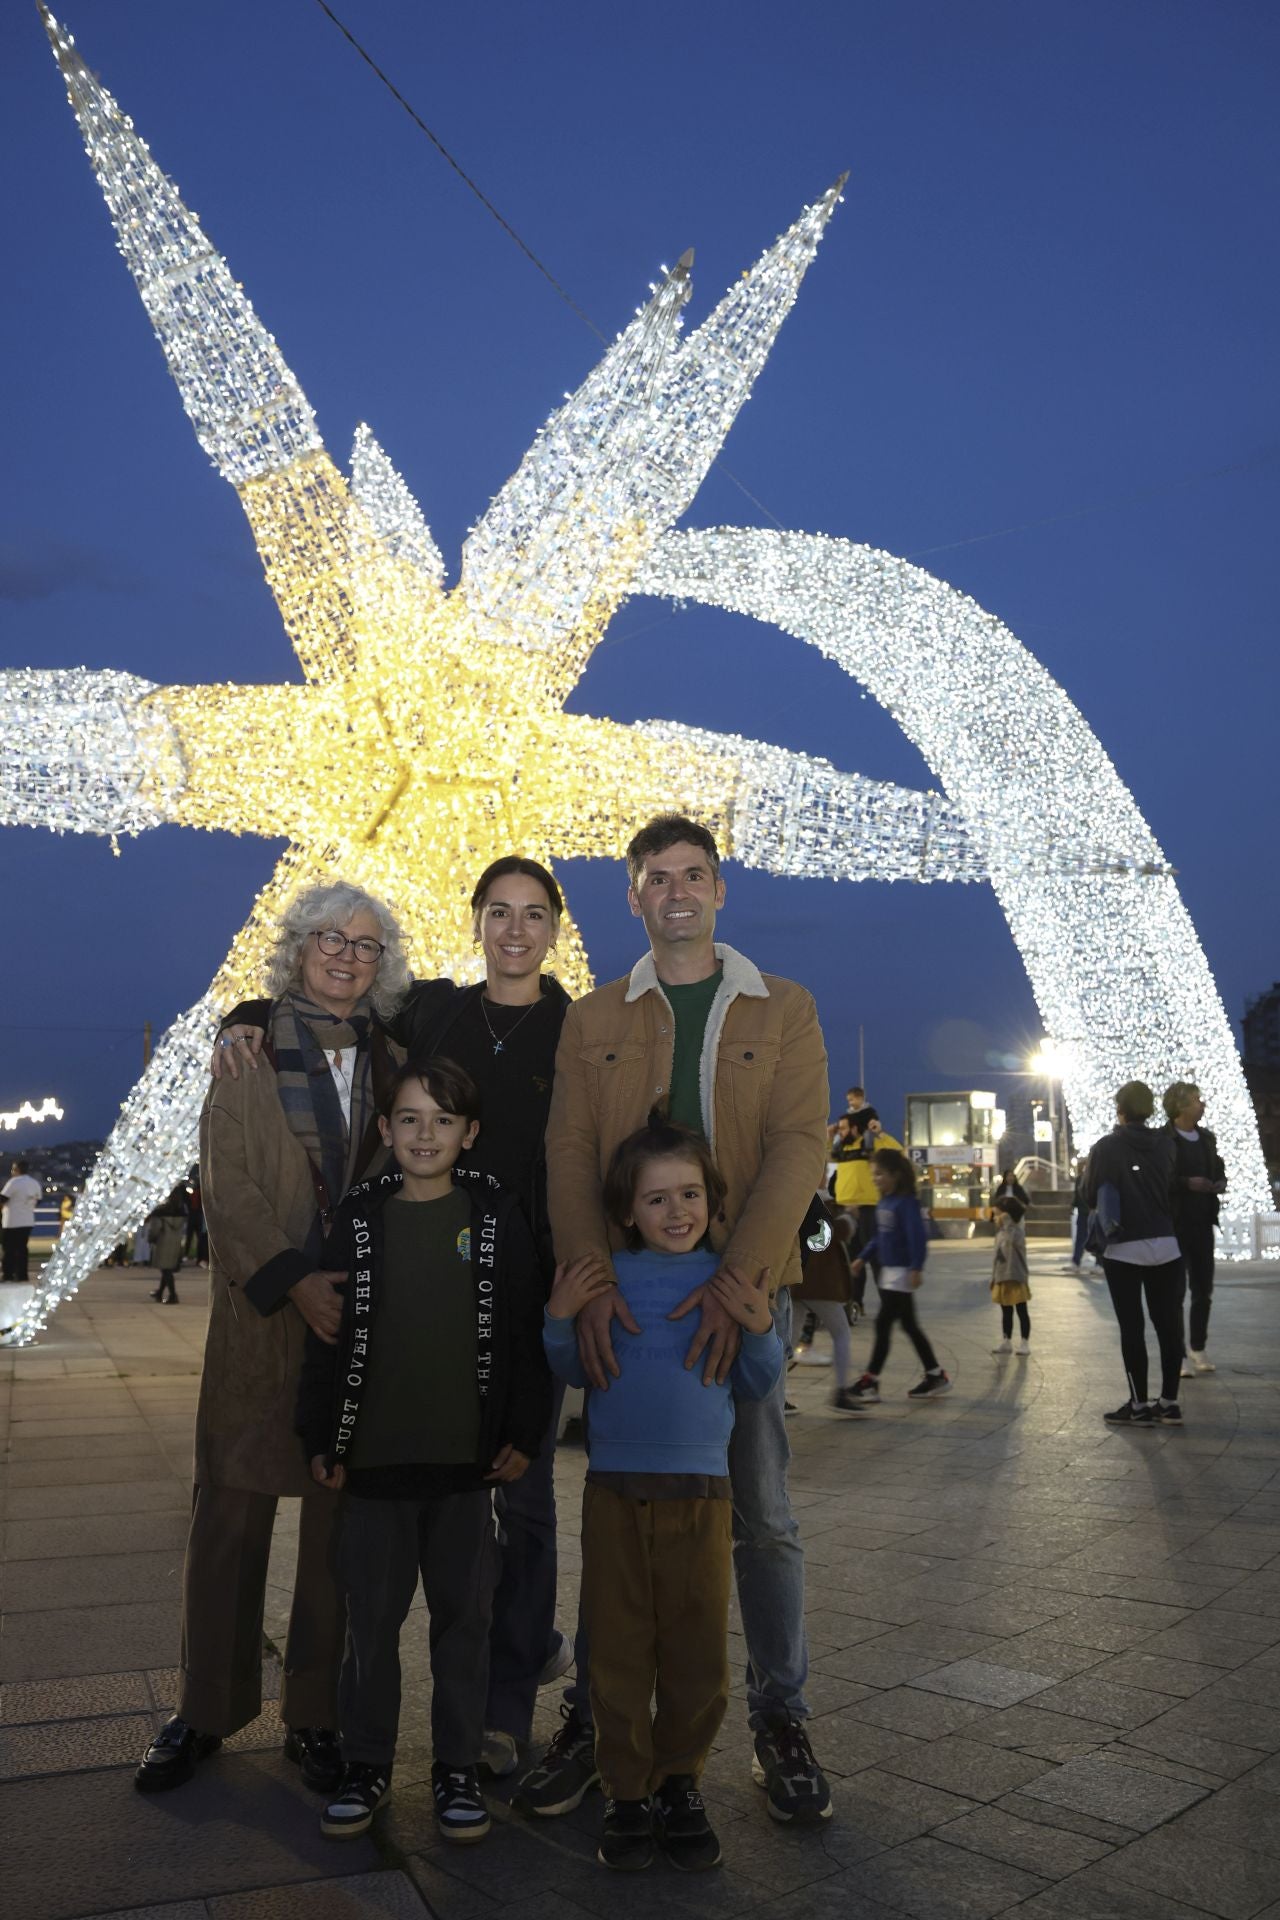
top-left (845, 1148), bottom-right (950, 1403)
top-left (543, 1114), bottom-right (782, 1875)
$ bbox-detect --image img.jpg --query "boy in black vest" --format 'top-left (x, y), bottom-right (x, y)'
top-left (296, 1057), bottom-right (550, 1845)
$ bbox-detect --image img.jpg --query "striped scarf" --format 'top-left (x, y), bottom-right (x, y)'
top-left (270, 991), bottom-right (375, 1232)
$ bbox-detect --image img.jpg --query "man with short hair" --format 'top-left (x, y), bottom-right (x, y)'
top-left (517, 813), bottom-right (832, 1828)
top-left (2, 1159), bottom-right (43, 1283)
top-left (1163, 1082), bottom-right (1227, 1374)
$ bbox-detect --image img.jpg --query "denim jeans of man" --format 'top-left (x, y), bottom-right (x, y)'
top-left (565, 1284), bottom-right (810, 1732)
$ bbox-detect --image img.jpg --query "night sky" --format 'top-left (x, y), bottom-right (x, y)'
top-left (2, 0), bottom-right (1277, 1150)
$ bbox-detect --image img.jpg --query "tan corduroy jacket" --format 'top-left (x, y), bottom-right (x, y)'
top-left (193, 1035), bottom-right (397, 1495)
top-left (547, 943), bottom-right (829, 1297)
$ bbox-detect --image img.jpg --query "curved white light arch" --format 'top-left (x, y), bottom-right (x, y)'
top-left (636, 527), bottom-right (1271, 1239)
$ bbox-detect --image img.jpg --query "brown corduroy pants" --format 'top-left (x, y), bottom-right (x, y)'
top-left (579, 1481), bottom-right (733, 1800)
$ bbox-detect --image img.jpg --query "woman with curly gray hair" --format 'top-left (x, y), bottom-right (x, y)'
top-left (136, 880), bottom-right (407, 1800)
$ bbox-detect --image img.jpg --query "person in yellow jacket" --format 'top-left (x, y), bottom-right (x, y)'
top-left (831, 1111), bottom-right (902, 1305)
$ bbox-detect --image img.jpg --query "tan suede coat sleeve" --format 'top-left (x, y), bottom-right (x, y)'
top-left (545, 993), bottom-right (616, 1271)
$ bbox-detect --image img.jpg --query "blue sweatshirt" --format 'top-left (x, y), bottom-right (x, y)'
top-left (542, 1246), bottom-right (784, 1478)
top-left (859, 1192), bottom-right (928, 1272)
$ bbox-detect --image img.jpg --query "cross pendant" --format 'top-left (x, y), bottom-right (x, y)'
top-left (492, 1041), bottom-right (504, 1055)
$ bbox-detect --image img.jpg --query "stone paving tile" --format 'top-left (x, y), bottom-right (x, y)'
top-left (403, 1858), bottom-right (504, 1920)
top-left (1087, 1650), bottom-right (1224, 1697)
top-left (1118, 1721), bottom-right (1271, 1782)
top-left (1013, 1864), bottom-right (1233, 1918)
top-left (910, 1657), bottom-right (1056, 1707)
top-left (1102, 1825), bottom-right (1280, 1918)
top-left (72, 1906), bottom-right (209, 1920)
top-left (811, 1644), bottom-right (949, 1689)
top-left (989, 1632), bottom-right (1111, 1680)
top-left (995, 1790), bottom-right (1138, 1847)
top-left (3, 1509), bottom-right (190, 1562)
top-left (841, 1833), bottom-right (1050, 1918)
top-left (208, 1871), bottom-right (431, 1916)
top-left (1030, 1674), bottom-right (1173, 1731)
top-left (5, 1548), bottom-right (185, 1612)
top-left (878, 1731), bottom-right (1051, 1801)
top-left (2, 1598), bottom-right (180, 1682)
top-left (1017, 1752), bottom-right (1209, 1831)
top-left (1, 1477), bottom-right (189, 1520)
top-left (1, 1670), bottom-right (151, 1724)
top-left (2, 1451), bottom-right (178, 1488)
top-left (960, 1702), bottom-right (1116, 1762)
top-left (1175, 1779), bottom-right (1280, 1860)
top-left (801, 1609), bottom-right (895, 1650)
top-left (1129, 1693), bottom-right (1280, 1755)
top-left (843, 1683), bottom-right (987, 1739)
top-left (1, 1755), bottom-right (383, 1920)
top-left (799, 1706), bottom-right (927, 1780)
top-left (0, 1709), bottom-right (156, 1779)
top-left (933, 1802), bottom-right (1114, 1876)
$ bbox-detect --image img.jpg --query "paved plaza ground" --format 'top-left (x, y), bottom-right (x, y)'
top-left (4, 1238), bottom-right (1280, 1920)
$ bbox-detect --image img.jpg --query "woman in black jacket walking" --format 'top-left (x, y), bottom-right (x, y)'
top-left (1086, 1081), bottom-right (1183, 1428)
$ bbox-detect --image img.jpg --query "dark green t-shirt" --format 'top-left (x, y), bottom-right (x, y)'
top-left (663, 967), bottom-right (723, 1135)
top-left (348, 1187), bottom-right (478, 1470)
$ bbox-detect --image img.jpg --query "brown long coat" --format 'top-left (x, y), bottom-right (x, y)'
top-left (193, 1040), bottom-right (394, 1495)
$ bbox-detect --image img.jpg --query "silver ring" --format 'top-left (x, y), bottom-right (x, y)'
top-left (218, 1035), bottom-right (237, 1048)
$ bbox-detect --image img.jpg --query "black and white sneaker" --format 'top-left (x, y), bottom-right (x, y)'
top-left (751, 1713), bottom-right (832, 1824)
top-left (514, 1704), bottom-right (599, 1816)
top-left (845, 1373), bottom-right (881, 1404)
top-left (1155, 1400), bottom-right (1183, 1424)
top-left (653, 1775), bottom-right (721, 1871)
top-left (432, 1762), bottom-right (490, 1843)
top-left (1103, 1400), bottom-right (1155, 1426)
top-left (320, 1761), bottom-right (392, 1838)
top-left (598, 1796), bottom-right (653, 1870)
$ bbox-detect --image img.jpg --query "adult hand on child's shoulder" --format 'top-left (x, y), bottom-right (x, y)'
top-left (670, 1280), bottom-right (744, 1386)
top-left (708, 1264), bottom-right (773, 1336)
top-left (210, 1025), bottom-right (264, 1081)
top-left (576, 1284), bottom-right (640, 1391)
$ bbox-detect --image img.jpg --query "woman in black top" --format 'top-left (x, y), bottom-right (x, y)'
top-left (214, 856), bottom-right (584, 1776)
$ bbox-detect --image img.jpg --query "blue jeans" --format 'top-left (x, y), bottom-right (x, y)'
top-left (568, 1286), bottom-right (810, 1732)
top-left (1072, 1208), bottom-right (1088, 1264)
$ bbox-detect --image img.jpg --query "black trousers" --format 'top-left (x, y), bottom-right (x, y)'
top-left (1176, 1222), bottom-right (1216, 1352)
top-left (1102, 1256), bottom-right (1184, 1404)
top-left (338, 1488), bottom-right (499, 1768)
top-left (1000, 1304), bottom-right (1031, 1339)
top-left (868, 1289), bottom-right (939, 1376)
top-left (2, 1225), bottom-right (31, 1282)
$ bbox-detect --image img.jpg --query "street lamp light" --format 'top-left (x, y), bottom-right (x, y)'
top-left (1028, 1042), bottom-right (1066, 1189)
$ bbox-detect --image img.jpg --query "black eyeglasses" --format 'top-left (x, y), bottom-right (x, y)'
top-left (313, 930), bottom-right (385, 965)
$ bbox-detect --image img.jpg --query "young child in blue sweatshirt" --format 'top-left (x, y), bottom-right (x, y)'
top-left (846, 1148), bottom-right (951, 1403)
top-left (543, 1115), bottom-right (783, 1875)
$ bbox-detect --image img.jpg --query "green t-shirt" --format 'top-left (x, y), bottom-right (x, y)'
top-left (663, 966), bottom-right (723, 1135)
top-left (348, 1187), bottom-right (479, 1469)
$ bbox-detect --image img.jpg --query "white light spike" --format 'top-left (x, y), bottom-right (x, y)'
top-left (40, 7), bottom-right (320, 484)
top-left (350, 426), bottom-right (446, 592)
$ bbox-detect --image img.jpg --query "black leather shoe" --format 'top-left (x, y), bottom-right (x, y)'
top-left (284, 1726), bottom-right (343, 1792)
top-left (135, 1715), bottom-right (222, 1793)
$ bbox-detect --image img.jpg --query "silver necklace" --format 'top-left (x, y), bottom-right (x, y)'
top-left (479, 994), bottom-right (541, 1056)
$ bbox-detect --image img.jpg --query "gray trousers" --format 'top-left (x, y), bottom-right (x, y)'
top-left (178, 1482), bottom-right (344, 1737)
top-left (338, 1488), bottom-right (499, 1767)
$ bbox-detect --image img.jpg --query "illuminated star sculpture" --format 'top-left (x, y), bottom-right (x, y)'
top-left (2, 13), bottom-right (1270, 1341)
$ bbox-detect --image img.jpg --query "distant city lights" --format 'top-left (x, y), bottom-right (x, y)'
top-left (0, 1097), bottom-right (65, 1133)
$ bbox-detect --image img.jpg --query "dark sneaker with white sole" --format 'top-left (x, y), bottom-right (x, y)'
top-left (845, 1373), bottom-right (881, 1404)
top-left (1104, 1400), bottom-right (1155, 1426)
top-left (134, 1716), bottom-right (222, 1793)
top-left (1155, 1400), bottom-right (1183, 1423)
top-left (515, 1704), bottom-right (599, 1816)
top-left (321, 1761), bottom-right (392, 1838)
top-left (751, 1714), bottom-right (832, 1824)
top-left (653, 1775), bottom-right (721, 1871)
top-left (432, 1763), bottom-right (490, 1843)
top-left (599, 1796), bottom-right (653, 1870)
top-left (907, 1370), bottom-right (951, 1398)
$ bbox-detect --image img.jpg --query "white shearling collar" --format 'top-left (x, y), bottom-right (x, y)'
top-left (624, 942), bottom-right (769, 1004)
